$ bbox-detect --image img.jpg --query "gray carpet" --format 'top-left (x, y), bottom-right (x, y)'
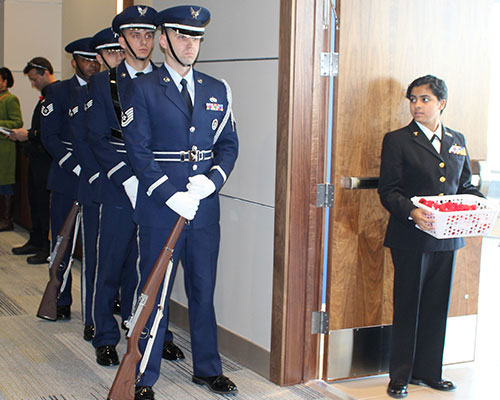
top-left (0, 228), bottom-right (338, 400)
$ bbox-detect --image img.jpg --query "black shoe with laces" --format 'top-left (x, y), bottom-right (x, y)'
top-left (95, 345), bottom-right (119, 366)
top-left (83, 325), bottom-right (95, 341)
top-left (162, 341), bottom-right (185, 361)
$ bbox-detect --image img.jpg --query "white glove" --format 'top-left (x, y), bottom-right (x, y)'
top-left (73, 164), bottom-right (81, 176)
top-left (166, 191), bottom-right (200, 220)
top-left (186, 174), bottom-right (216, 200)
top-left (123, 175), bottom-right (139, 209)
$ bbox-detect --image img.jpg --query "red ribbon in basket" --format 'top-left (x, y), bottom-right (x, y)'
top-left (418, 198), bottom-right (477, 212)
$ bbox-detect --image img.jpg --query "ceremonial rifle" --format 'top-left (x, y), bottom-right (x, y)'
top-left (107, 216), bottom-right (185, 400)
top-left (36, 201), bottom-right (81, 321)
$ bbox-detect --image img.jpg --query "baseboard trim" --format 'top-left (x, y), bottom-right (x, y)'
top-left (169, 300), bottom-right (270, 380)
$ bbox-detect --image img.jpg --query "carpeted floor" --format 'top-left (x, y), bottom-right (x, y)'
top-left (0, 228), bottom-right (339, 400)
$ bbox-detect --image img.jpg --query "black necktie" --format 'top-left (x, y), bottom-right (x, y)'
top-left (180, 79), bottom-right (193, 115)
top-left (431, 134), bottom-right (441, 143)
top-left (135, 72), bottom-right (144, 78)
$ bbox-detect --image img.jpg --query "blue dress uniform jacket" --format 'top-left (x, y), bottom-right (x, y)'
top-left (41, 76), bottom-right (81, 197)
top-left (378, 120), bottom-right (482, 252)
top-left (87, 61), bottom-right (150, 207)
top-left (121, 65), bottom-right (238, 228)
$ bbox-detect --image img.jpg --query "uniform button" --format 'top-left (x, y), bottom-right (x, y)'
top-left (189, 126), bottom-right (196, 133)
top-left (192, 164), bottom-right (198, 171)
top-left (439, 162), bottom-right (445, 168)
top-left (440, 176), bottom-right (446, 183)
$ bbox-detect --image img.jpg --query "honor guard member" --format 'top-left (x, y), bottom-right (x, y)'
top-left (87, 6), bottom-right (183, 368)
top-left (68, 30), bottom-right (119, 341)
top-left (10, 58), bottom-right (56, 264)
top-left (120, 6), bottom-right (238, 398)
top-left (378, 75), bottom-right (484, 399)
top-left (41, 38), bottom-right (100, 320)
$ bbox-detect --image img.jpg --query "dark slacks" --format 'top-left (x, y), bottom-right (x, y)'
top-left (27, 153), bottom-right (51, 247)
top-left (389, 247), bottom-right (455, 382)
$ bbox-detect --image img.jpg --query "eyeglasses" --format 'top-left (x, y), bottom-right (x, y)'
top-left (26, 62), bottom-right (49, 71)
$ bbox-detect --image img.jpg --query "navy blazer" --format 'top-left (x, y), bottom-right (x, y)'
top-left (378, 120), bottom-right (482, 251)
top-left (86, 61), bottom-right (141, 208)
top-left (121, 65), bottom-right (239, 229)
top-left (40, 76), bottom-right (81, 196)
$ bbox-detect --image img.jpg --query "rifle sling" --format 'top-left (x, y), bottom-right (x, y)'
top-left (109, 67), bottom-right (124, 140)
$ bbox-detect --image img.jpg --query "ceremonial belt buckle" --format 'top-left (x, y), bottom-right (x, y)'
top-left (181, 146), bottom-right (201, 162)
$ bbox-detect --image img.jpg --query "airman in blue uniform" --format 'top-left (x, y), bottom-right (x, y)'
top-left (41, 37), bottom-right (100, 321)
top-left (120, 5), bottom-right (238, 399)
top-left (87, 6), bottom-right (183, 368)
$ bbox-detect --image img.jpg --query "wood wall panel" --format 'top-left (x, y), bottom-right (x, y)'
top-left (271, 0), bottom-right (330, 386)
top-left (328, 0), bottom-right (491, 330)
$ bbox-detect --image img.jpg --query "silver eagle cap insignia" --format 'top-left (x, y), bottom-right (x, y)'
top-left (190, 7), bottom-right (201, 19)
top-left (137, 6), bottom-right (148, 16)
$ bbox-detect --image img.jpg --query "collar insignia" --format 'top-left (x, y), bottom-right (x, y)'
top-left (413, 131), bottom-right (418, 136)
top-left (190, 7), bottom-right (201, 19)
top-left (137, 6), bottom-right (148, 16)
top-left (197, 78), bottom-right (203, 84)
top-left (121, 72), bottom-right (127, 78)
top-left (163, 76), bottom-right (171, 83)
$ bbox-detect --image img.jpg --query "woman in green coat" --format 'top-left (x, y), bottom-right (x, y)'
top-left (0, 67), bottom-right (23, 231)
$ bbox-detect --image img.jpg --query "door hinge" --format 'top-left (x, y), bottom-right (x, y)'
top-left (312, 311), bottom-right (329, 334)
top-left (320, 52), bottom-right (339, 77)
top-left (316, 183), bottom-right (334, 208)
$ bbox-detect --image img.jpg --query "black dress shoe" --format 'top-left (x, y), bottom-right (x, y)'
top-left (192, 374), bottom-right (238, 394)
top-left (387, 380), bottom-right (408, 398)
top-left (113, 299), bottom-right (121, 315)
top-left (135, 386), bottom-right (154, 399)
top-left (27, 251), bottom-right (49, 264)
top-left (12, 242), bottom-right (40, 255)
top-left (96, 345), bottom-right (119, 366)
top-left (410, 377), bottom-right (456, 391)
top-left (162, 341), bottom-right (185, 361)
top-left (83, 325), bottom-right (95, 341)
top-left (56, 305), bottom-right (71, 320)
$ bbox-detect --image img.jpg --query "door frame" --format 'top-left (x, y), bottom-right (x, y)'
top-left (270, 0), bottom-right (333, 385)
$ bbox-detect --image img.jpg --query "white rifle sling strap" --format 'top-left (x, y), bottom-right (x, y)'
top-left (138, 257), bottom-right (175, 377)
top-left (59, 209), bottom-right (82, 295)
top-left (212, 79), bottom-right (235, 145)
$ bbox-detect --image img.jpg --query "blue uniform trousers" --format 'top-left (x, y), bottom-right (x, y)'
top-left (50, 192), bottom-right (76, 307)
top-left (92, 204), bottom-right (138, 348)
top-left (136, 223), bottom-right (222, 387)
top-left (81, 203), bottom-right (99, 326)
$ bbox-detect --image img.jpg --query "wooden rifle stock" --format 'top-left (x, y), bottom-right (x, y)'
top-left (107, 216), bottom-right (186, 400)
top-left (36, 201), bottom-right (80, 321)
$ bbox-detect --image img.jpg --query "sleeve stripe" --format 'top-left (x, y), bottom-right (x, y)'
top-left (210, 165), bottom-right (227, 183)
top-left (147, 175), bottom-right (168, 197)
top-left (107, 161), bottom-right (126, 179)
top-left (88, 172), bottom-right (100, 184)
top-left (58, 152), bottom-right (72, 167)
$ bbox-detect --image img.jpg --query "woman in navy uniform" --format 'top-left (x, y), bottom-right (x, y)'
top-left (40, 38), bottom-right (100, 320)
top-left (378, 75), bottom-right (483, 398)
top-left (120, 5), bottom-right (238, 399)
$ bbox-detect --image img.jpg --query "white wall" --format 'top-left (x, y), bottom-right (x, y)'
top-left (153, 0), bottom-right (280, 352)
top-left (2, 0), bottom-right (63, 129)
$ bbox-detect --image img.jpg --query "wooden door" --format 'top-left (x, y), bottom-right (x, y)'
top-left (325, 0), bottom-right (491, 380)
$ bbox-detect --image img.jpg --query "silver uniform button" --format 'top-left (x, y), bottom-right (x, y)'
top-left (189, 126), bottom-right (196, 133)
top-left (192, 164), bottom-right (198, 171)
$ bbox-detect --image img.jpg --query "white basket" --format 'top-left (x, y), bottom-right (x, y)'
top-left (411, 194), bottom-right (499, 239)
